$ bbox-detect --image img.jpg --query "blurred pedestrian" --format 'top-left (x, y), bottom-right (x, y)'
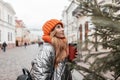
top-left (2, 41), bottom-right (7, 52)
top-left (24, 42), bottom-right (27, 48)
top-left (31, 19), bottom-right (72, 80)
top-left (38, 41), bottom-right (43, 47)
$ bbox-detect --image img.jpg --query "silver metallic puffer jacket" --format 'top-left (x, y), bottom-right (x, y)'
top-left (31, 43), bottom-right (66, 80)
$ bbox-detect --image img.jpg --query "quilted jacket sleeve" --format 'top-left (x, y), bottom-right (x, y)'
top-left (31, 43), bottom-right (55, 80)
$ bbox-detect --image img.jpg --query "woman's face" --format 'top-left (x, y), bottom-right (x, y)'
top-left (54, 24), bottom-right (65, 38)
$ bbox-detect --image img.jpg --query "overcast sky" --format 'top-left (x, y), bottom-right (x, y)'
top-left (4, 0), bottom-right (70, 29)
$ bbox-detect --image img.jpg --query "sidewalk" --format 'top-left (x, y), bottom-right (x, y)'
top-left (0, 44), bottom-right (39, 80)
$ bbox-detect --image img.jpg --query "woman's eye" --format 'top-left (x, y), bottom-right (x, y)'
top-left (57, 26), bottom-right (61, 28)
top-left (55, 24), bottom-right (63, 29)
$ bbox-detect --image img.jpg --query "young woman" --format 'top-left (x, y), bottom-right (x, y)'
top-left (31, 19), bottom-right (69, 80)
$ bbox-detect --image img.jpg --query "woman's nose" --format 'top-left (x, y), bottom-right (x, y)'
top-left (61, 27), bottom-right (64, 31)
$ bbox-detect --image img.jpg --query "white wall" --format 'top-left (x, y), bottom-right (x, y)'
top-left (62, 1), bottom-right (78, 43)
top-left (0, 0), bottom-right (15, 44)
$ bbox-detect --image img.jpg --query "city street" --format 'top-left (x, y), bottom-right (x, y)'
top-left (0, 44), bottom-right (83, 80)
top-left (0, 44), bottom-right (40, 80)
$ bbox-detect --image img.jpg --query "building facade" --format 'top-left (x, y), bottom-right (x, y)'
top-left (62, 0), bottom-right (79, 44)
top-left (15, 19), bottom-right (31, 46)
top-left (0, 0), bottom-right (16, 49)
top-left (62, 0), bottom-right (92, 50)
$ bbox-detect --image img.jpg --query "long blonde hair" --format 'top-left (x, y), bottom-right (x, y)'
top-left (50, 31), bottom-right (68, 67)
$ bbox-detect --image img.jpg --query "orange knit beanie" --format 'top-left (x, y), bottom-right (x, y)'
top-left (42, 19), bottom-right (63, 43)
top-left (42, 19), bottom-right (63, 35)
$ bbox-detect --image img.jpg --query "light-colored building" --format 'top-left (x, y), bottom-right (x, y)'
top-left (23, 28), bottom-right (31, 45)
top-left (15, 19), bottom-right (31, 46)
top-left (62, 0), bottom-right (92, 50)
top-left (62, 0), bottom-right (79, 44)
top-left (29, 33), bottom-right (39, 44)
top-left (0, 0), bottom-right (16, 49)
top-left (15, 20), bottom-right (25, 46)
top-left (29, 28), bottom-right (43, 42)
top-left (73, 0), bottom-right (113, 50)
top-left (62, 0), bottom-right (113, 50)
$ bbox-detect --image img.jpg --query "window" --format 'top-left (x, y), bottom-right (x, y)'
top-left (7, 15), bottom-right (13, 24)
top-left (8, 32), bottom-right (12, 41)
top-left (10, 16), bottom-right (12, 24)
top-left (8, 32), bottom-right (10, 41)
top-left (11, 32), bottom-right (12, 41)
